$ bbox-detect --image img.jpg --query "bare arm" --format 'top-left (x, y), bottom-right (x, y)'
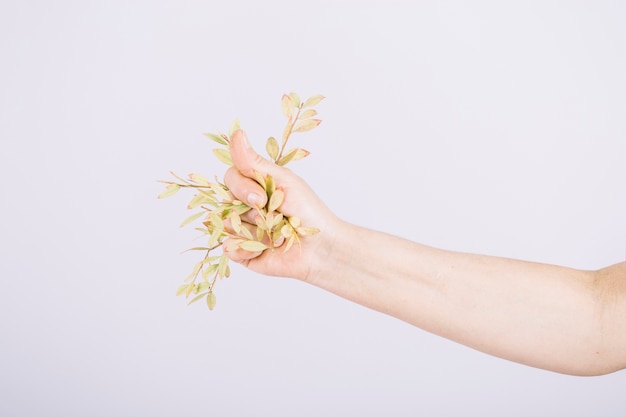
top-left (310, 223), bottom-right (626, 376)
top-left (224, 130), bottom-right (626, 376)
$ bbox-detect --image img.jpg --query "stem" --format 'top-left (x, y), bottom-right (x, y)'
top-left (159, 180), bottom-right (212, 190)
top-left (209, 271), bottom-right (219, 292)
top-left (191, 249), bottom-right (212, 285)
top-left (276, 104), bottom-right (302, 162)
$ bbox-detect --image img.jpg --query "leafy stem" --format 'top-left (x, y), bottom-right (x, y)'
top-left (277, 105), bottom-right (302, 162)
top-left (159, 92), bottom-right (324, 311)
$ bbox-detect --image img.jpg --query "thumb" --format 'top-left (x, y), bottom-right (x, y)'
top-left (229, 129), bottom-right (284, 180)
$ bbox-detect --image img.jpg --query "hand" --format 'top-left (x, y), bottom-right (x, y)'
top-left (223, 129), bottom-right (340, 281)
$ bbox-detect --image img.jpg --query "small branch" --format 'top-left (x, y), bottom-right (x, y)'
top-left (276, 104), bottom-right (302, 162)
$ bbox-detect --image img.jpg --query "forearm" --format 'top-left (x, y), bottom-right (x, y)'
top-left (307, 220), bottom-right (625, 375)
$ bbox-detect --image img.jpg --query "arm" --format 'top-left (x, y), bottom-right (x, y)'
top-left (224, 130), bottom-right (626, 376)
top-left (311, 224), bottom-right (626, 376)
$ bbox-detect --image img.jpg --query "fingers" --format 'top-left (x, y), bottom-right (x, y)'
top-left (224, 167), bottom-right (267, 208)
top-left (227, 128), bottom-right (294, 209)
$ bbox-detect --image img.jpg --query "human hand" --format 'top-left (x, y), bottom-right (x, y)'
top-left (224, 129), bottom-right (339, 281)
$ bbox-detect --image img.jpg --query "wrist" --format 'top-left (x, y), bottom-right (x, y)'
top-left (302, 216), bottom-right (355, 285)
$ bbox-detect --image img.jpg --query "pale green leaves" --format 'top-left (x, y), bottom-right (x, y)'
top-left (212, 148), bottom-right (233, 166)
top-left (277, 148), bottom-right (310, 166)
top-left (158, 92), bottom-right (324, 311)
top-left (299, 109), bottom-right (317, 119)
top-left (180, 211), bottom-right (205, 228)
top-left (203, 132), bottom-right (229, 146)
top-left (303, 94), bottom-right (325, 108)
top-left (206, 292), bottom-right (217, 310)
top-left (239, 240), bottom-right (269, 252)
top-left (177, 284), bottom-right (216, 310)
top-left (268, 189), bottom-right (284, 212)
top-left (205, 119), bottom-right (239, 167)
top-left (266, 137), bottom-right (279, 161)
top-left (189, 173), bottom-right (210, 185)
top-left (228, 118), bottom-right (240, 137)
top-left (158, 183), bottom-right (180, 199)
top-left (293, 118), bottom-right (321, 133)
top-left (288, 92), bottom-right (301, 107)
top-left (267, 93), bottom-right (323, 165)
top-left (281, 94), bottom-right (294, 120)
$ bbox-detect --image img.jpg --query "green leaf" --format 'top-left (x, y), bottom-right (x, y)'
top-left (228, 119), bottom-right (240, 137)
top-left (229, 210), bottom-right (242, 233)
top-left (191, 261), bottom-right (203, 276)
top-left (176, 284), bottom-right (190, 296)
top-left (294, 148), bottom-right (310, 161)
top-left (277, 148), bottom-right (310, 167)
top-left (277, 148), bottom-right (299, 166)
top-left (187, 193), bottom-right (210, 209)
top-left (181, 247), bottom-right (212, 253)
top-left (157, 183), bottom-right (180, 199)
top-left (202, 255), bottom-right (220, 264)
top-left (212, 148), bottom-right (233, 166)
top-left (265, 211), bottom-right (275, 230)
top-left (297, 226), bottom-right (320, 236)
top-left (256, 226), bottom-right (265, 241)
top-left (238, 224), bottom-right (254, 240)
top-left (272, 213), bottom-right (284, 228)
top-left (218, 253), bottom-right (229, 278)
top-left (266, 136), bottom-right (279, 161)
top-left (253, 171), bottom-right (267, 191)
top-left (209, 213), bottom-right (225, 232)
top-left (239, 240), bottom-right (269, 252)
top-left (202, 263), bottom-right (219, 279)
top-left (281, 122), bottom-right (292, 144)
top-left (293, 119), bottom-right (321, 133)
top-left (185, 283), bottom-right (196, 298)
top-left (288, 216), bottom-right (301, 228)
top-left (207, 292), bottom-right (217, 310)
top-left (203, 132), bottom-right (228, 145)
top-left (280, 148), bottom-right (311, 165)
top-left (289, 92), bottom-right (301, 108)
top-left (281, 223), bottom-right (293, 238)
top-left (284, 235), bottom-right (296, 252)
top-left (209, 183), bottom-right (232, 201)
top-left (169, 171), bottom-right (193, 185)
top-left (299, 109), bottom-right (317, 119)
top-left (281, 94), bottom-right (294, 119)
top-left (272, 226), bottom-right (283, 243)
top-left (197, 188), bottom-right (217, 199)
top-left (268, 189), bottom-right (284, 212)
top-left (254, 214), bottom-right (269, 231)
top-left (180, 211), bottom-right (206, 228)
top-left (208, 227), bottom-right (222, 248)
top-left (188, 292), bottom-right (209, 305)
top-left (303, 94), bottom-right (325, 108)
top-left (265, 175), bottom-right (276, 197)
top-left (189, 173), bottom-right (210, 185)
top-left (233, 204), bottom-right (252, 215)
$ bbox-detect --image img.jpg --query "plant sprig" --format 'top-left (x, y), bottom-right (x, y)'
top-left (158, 92), bottom-right (324, 311)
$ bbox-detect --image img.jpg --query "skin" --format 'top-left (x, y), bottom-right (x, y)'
top-left (223, 129), bottom-right (626, 376)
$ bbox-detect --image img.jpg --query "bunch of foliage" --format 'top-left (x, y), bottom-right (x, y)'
top-left (158, 93), bottom-right (324, 310)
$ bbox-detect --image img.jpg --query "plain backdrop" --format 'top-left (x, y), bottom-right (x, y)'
top-left (1, 1), bottom-right (625, 416)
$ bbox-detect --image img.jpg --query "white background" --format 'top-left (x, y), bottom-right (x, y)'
top-left (1, 1), bottom-right (625, 416)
